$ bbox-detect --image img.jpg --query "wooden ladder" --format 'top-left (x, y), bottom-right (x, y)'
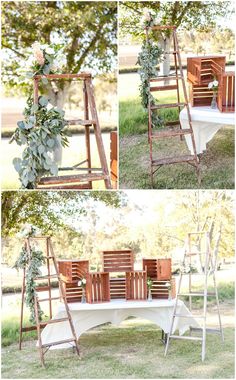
top-left (19, 236), bottom-right (80, 367)
top-left (145, 26), bottom-right (200, 187)
top-left (164, 231), bottom-right (224, 361)
top-left (33, 73), bottom-right (111, 189)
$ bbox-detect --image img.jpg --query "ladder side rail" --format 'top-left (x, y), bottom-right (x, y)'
top-left (48, 239), bottom-right (80, 356)
top-left (83, 79), bottom-right (92, 188)
top-left (173, 32), bottom-right (198, 156)
top-left (188, 233), bottom-right (192, 311)
top-left (19, 266), bottom-right (26, 350)
top-left (46, 238), bottom-right (53, 320)
top-left (173, 29), bottom-right (182, 139)
top-left (34, 295), bottom-right (45, 367)
top-left (85, 78), bottom-right (112, 189)
top-left (202, 232), bottom-right (210, 361)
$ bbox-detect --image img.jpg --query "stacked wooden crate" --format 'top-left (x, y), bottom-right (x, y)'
top-left (187, 55), bottom-right (235, 112)
top-left (143, 258), bottom-right (176, 299)
top-left (58, 260), bottom-right (89, 302)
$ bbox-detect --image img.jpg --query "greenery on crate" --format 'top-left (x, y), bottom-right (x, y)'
top-left (137, 10), bottom-right (165, 129)
top-left (14, 224), bottom-right (45, 323)
top-left (10, 43), bottom-right (69, 189)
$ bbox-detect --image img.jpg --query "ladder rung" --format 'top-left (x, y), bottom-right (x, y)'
top-left (178, 292), bottom-right (216, 297)
top-left (151, 129), bottom-right (192, 139)
top-left (150, 85), bottom-right (178, 92)
top-left (190, 327), bottom-right (222, 334)
top-left (174, 314), bottom-right (205, 319)
top-left (150, 102), bottom-right (186, 110)
top-left (152, 155), bottom-right (197, 166)
top-left (38, 297), bottom-right (60, 302)
top-left (40, 318), bottom-right (69, 325)
top-left (38, 173), bottom-right (108, 186)
top-left (165, 51), bottom-right (178, 54)
top-left (185, 252), bottom-right (206, 256)
top-left (41, 338), bottom-right (76, 348)
top-left (45, 256), bottom-right (54, 259)
top-left (35, 274), bottom-right (58, 280)
top-left (169, 335), bottom-right (202, 341)
top-left (35, 286), bottom-right (51, 292)
top-left (66, 119), bottom-right (96, 126)
top-left (150, 75), bottom-right (183, 82)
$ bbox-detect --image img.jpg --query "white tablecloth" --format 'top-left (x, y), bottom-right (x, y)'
top-left (39, 299), bottom-right (199, 349)
top-left (180, 105), bottom-right (235, 154)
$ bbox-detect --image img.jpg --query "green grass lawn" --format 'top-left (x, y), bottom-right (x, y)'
top-left (1, 321), bottom-right (234, 379)
top-left (119, 73), bottom-right (235, 189)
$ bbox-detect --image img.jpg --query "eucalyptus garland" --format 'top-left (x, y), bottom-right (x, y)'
top-left (137, 39), bottom-right (164, 129)
top-left (14, 243), bottom-right (45, 323)
top-left (10, 43), bottom-right (69, 189)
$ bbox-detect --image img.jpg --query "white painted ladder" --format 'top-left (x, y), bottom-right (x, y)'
top-left (164, 230), bottom-right (224, 361)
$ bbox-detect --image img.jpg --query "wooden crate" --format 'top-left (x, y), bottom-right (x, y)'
top-left (62, 282), bottom-right (83, 303)
top-left (126, 271), bottom-right (147, 300)
top-left (217, 71), bottom-right (235, 113)
top-left (151, 278), bottom-right (176, 299)
top-left (187, 56), bottom-right (225, 85)
top-left (102, 250), bottom-right (134, 273)
top-left (142, 258), bottom-right (157, 279)
top-left (110, 277), bottom-right (126, 299)
top-left (110, 131), bottom-right (118, 189)
top-left (157, 258), bottom-right (172, 281)
top-left (189, 83), bottom-right (214, 107)
top-left (86, 272), bottom-right (110, 303)
top-left (58, 260), bottom-right (89, 283)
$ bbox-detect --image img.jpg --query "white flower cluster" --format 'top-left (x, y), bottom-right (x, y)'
top-left (17, 223), bottom-right (41, 238)
top-left (78, 278), bottom-right (86, 287)
top-left (32, 42), bottom-right (45, 65)
top-left (208, 79), bottom-right (219, 90)
top-left (141, 8), bottom-right (162, 27)
top-left (31, 42), bottom-right (66, 71)
top-left (165, 281), bottom-right (171, 290)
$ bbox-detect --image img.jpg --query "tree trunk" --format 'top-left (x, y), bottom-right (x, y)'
top-left (159, 36), bottom-right (171, 77)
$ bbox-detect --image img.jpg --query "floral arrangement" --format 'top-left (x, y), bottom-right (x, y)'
top-left (78, 278), bottom-right (87, 289)
top-left (14, 224), bottom-right (45, 323)
top-left (137, 10), bottom-right (165, 129)
top-left (10, 43), bottom-right (69, 189)
top-left (180, 262), bottom-right (197, 274)
top-left (147, 277), bottom-right (153, 289)
top-left (208, 78), bottom-right (219, 92)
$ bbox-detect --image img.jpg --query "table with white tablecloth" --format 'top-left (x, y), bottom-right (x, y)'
top-left (38, 299), bottom-right (199, 349)
top-left (180, 105), bottom-right (235, 154)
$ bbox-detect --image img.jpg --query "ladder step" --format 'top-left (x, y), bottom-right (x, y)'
top-left (169, 335), bottom-right (202, 341)
top-left (152, 155), bottom-right (197, 166)
top-left (35, 286), bottom-right (51, 292)
top-left (178, 292), bottom-right (216, 297)
top-left (150, 75), bottom-right (184, 82)
top-left (35, 274), bottom-right (58, 280)
top-left (38, 297), bottom-right (60, 302)
top-left (40, 318), bottom-right (69, 325)
top-left (41, 338), bottom-right (77, 348)
top-left (66, 119), bottom-right (96, 126)
top-left (150, 102), bottom-right (186, 110)
top-left (174, 314), bottom-right (205, 319)
top-left (190, 327), bottom-right (222, 334)
top-left (38, 173), bottom-right (108, 186)
top-left (150, 85), bottom-right (178, 92)
top-left (151, 128), bottom-right (192, 139)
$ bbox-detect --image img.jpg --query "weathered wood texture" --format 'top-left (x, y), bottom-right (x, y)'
top-left (151, 278), bottom-right (176, 299)
top-left (86, 272), bottom-right (110, 303)
top-left (110, 277), bottom-right (126, 299)
top-left (58, 260), bottom-right (89, 283)
top-left (187, 56), bottom-right (225, 86)
top-left (102, 250), bottom-right (134, 273)
top-left (143, 258), bottom-right (172, 281)
top-left (110, 131), bottom-right (118, 188)
top-left (126, 271), bottom-right (147, 300)
top-left (217, 72), bottom-right (235, 112)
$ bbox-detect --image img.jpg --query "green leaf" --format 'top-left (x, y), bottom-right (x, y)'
top-left (43, 65), bottom-right (50, 75)
top-left (42, 77), bottom-right (48, 85)
top-left (50, 163), bottom-right (58, 176)
top-left (13, 157), bottom-right (22, 172)
top-left (47, 138), bottom-right (55, 148)
top-left (38, 96), bottom-right (49, 107)
top-left (28, 171), bottom-right (35, 182)
top-left (38, 145), bottom-right (45, 154)
top-left (17, 120), bottom-right (25, 130)
top-left (31, 104), bottom-right (39, 113)
top-left (26, 72), bottom-right (34, 79)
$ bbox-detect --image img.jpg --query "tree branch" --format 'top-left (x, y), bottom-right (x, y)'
top-left (1, 43), bottom-right (26, 58)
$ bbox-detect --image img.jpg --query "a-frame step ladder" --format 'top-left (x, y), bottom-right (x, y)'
top-left (145, 26), bottom-right (200, 187)
top-left (164, 231), bottom-right (223, 361)
top-left (33, 73), bottom-right (111, 189)
top-left (19, 236), bottom-right (80, 367)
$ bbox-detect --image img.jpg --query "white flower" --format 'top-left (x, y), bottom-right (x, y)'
top-left (45, 47), bottom-right (55, 55)
top-left (78, 280), bottom-right (82, 287)
top-left (32, 42), bottom-right (44, 65)
top-left (208, 82), bottom-right (213, 89)
top-left (154, 16), bottom-right (161, 25)
top-left (213, 80), bottom-right (218, 87)
top-left (81, 278), bottom-right (86, 285)
top-left (143, 8), bottom-right (152, 22)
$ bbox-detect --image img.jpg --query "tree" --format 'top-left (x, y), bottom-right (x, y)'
top-left (120, 1), bottom-right (234, 75)
top-left (1, 191), bottom-right (126, 237)
top-left (1, 1), bottom-right (117, 106)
